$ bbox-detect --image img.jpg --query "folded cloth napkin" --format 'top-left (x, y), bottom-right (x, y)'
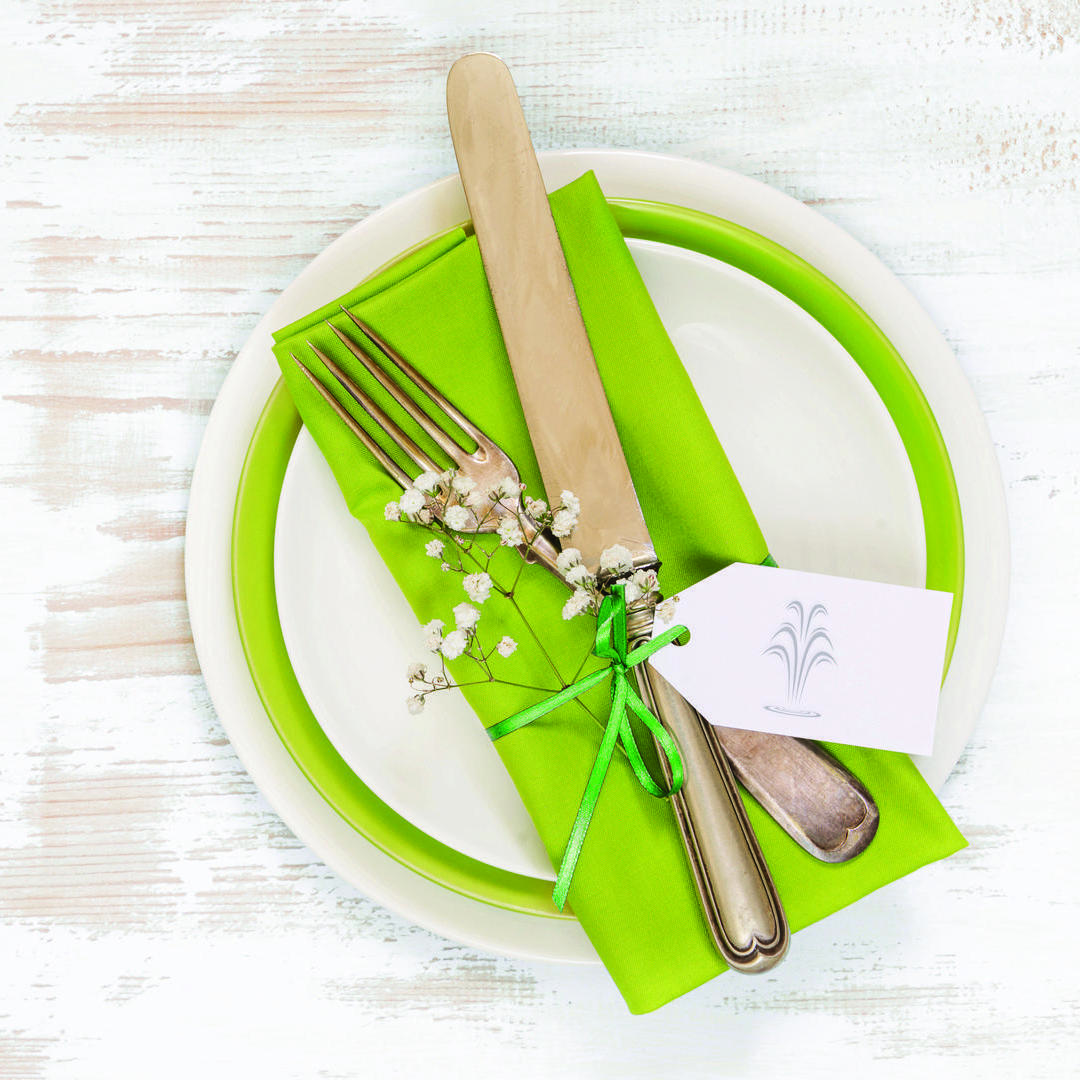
top-left (272, 171), bottom-right (965, 1013)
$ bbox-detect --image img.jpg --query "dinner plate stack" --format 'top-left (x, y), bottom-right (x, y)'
top-left (186, 150), bottom-right (1008, 961)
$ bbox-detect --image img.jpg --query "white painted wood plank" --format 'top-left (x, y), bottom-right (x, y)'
top-left (2, 0), bottom-right (1078, 1076)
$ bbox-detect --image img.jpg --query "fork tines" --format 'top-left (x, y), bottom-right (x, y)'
top-left (291, 310), bottom-right (467, 487)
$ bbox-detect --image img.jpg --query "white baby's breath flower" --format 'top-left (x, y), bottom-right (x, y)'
top-left (421, 618), bottom-right (444, 652)
top-left (560, 490), bottom-right (580, 516)
top-left (443, 504), bottom-right (472, 532)
top-left (463, 572), bottom-right (492, 604)
top-left (440, 562), bottom-right (452, 572)
top-left (555, 547), bottom-right (581, 573)
top-left (566, 563), bottom-right (594, 587)
top-left (451, 474), bottom-right (476, 499)
top-left (453, 602), bottom-right (480, 630)
top-left (624, 568), bottom-right (659, 604)
top-left (495, 476), bottom-right (520, 500)
top-left (632, 568), bottom-right (659, 595)
top-left (524, 497), bottom-right (548, 519)
top-left (407, 694), bottom-right (425, 715)
top-left (496, 516), bottom-right (524, 547)
top-left (599, 544), bottom-right (634, 575)
top-left (413, 470), bottom-right (442, 495)
top-left (496, 636), bottom-right (518, 658)
top-left (440, 629), bottom-right (468, 660)
top-left (424, 538), bottom-right (444, 559)
top-left (384, 501), bottom-right (402, 521)
top-left (417, 506), bottom-right (433, 525)
top-left (550, 509), bottom-right (577, 538)
top-left (399, 488), bottom-right (425, 515)
top-left (656, 597), bottom-right (679, 625)
top-left (561, 589), bottom-right (592, 620)
top-left (407, 661), bottom-right (427, 683)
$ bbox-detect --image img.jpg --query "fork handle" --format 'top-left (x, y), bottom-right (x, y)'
top-left (627, 617), bottom-right (789, 973)
top-left (710, 727), bottom-right (879, 862)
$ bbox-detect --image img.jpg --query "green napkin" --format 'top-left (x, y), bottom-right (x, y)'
top-left (272, 171), bottom-right (966, 1013)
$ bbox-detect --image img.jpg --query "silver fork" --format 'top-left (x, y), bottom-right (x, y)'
top-left (291, 308), bottom-right (561, 575)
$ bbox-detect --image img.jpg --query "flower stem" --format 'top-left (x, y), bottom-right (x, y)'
top-left (503, 592), bottom-right (612, 735)
top-left (450, 678), bottom-right (560, 694)
top-left (569, 641), bottom-right (598, 684)
top-left (504, 593), bottom-right (565, 685)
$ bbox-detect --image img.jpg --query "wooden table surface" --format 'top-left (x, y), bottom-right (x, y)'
top-left (3, 2), bottom-right (1078, 1076)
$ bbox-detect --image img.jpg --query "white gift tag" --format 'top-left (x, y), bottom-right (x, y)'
top-left (649, 563), bottom-right (953, 755)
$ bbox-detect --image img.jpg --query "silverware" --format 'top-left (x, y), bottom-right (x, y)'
top-left (446, 52), bottom-right (788, 972)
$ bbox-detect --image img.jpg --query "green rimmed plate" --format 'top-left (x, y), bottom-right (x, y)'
top-left (231, 198), bottom-right (964, 918)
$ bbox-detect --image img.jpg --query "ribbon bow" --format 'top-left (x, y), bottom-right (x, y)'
top-left (486, 584), bottom-right (688, 910)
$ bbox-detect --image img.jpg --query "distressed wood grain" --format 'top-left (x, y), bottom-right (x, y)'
top-left (2, 0), bottom-right (1078, 1077)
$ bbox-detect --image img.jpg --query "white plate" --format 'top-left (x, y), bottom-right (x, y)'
top-left (186, 150), bottom-right (1009, 961)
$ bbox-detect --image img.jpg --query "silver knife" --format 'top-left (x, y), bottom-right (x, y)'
top-left (444, 56), bottom-right (878, 868)
top-left (447, 52), bottom-right (789, 972)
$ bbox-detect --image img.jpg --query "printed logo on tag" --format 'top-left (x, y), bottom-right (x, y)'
top-left (762, 599), bottom-right (837, 720)
top-left (649, 563), bottom-right (953, 755)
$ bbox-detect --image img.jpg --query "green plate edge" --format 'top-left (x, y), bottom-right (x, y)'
top-left (231, 198), bottom-right (965, 919)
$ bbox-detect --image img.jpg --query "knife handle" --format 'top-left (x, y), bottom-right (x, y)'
top-left (710, 727), bottom-right (879, 862)
top-left (628, 616), bottom-right (789, 972)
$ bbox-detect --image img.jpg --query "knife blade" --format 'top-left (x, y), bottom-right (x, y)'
top-left (447, 52), bottom-right (789, 972)
top-left (443, 56), bottom-right (652, 576)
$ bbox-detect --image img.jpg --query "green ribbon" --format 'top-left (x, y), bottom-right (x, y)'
top-left (486, 584), bottom-right (689, 911)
